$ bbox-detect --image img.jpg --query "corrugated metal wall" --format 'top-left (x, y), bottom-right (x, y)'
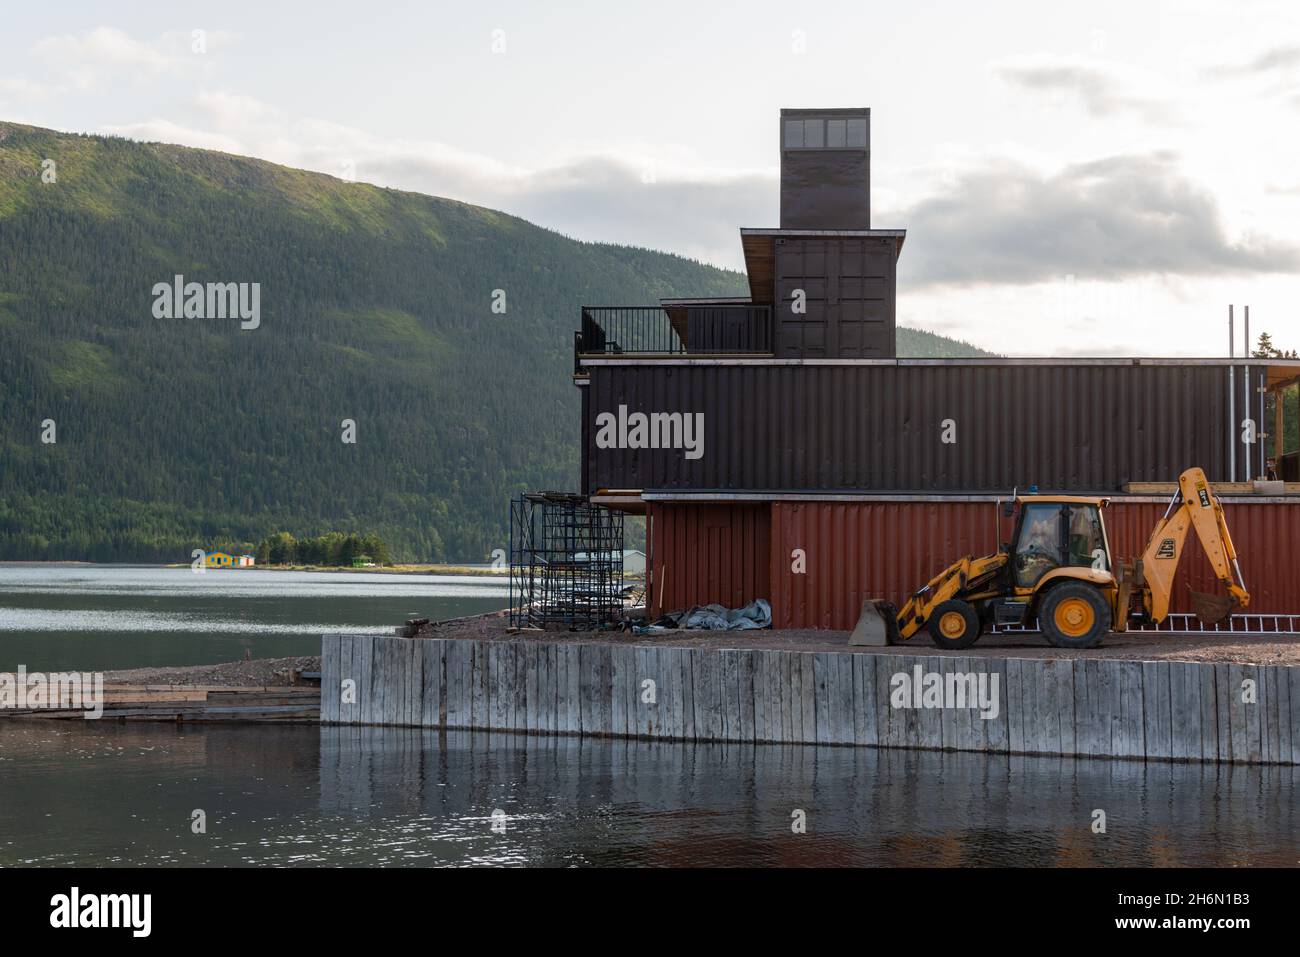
top-left (585, 363), bottom-right (1233, 493)
top-left (648, 503), bottom-right (770, 616)
top-left (649, 499), bottom-right (1300, 630)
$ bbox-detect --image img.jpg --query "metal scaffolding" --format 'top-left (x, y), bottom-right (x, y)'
top-left (509, 492), bottom-right (624, 630)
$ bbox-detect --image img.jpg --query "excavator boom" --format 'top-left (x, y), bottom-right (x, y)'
top-left (1135, 467), bottom-right (1250, 624)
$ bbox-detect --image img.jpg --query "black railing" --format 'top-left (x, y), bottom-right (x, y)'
top-left (576, 305), bottom-right (773, 362)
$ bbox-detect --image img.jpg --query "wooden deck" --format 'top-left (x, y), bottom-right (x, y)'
top-left (2, 684), bottom-right (320, 722)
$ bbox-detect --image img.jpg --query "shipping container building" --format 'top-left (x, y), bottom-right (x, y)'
top-left (571, 108), bottom-right (1300, 630)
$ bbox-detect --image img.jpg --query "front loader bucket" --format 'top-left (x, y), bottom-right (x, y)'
top-left (849, 600), bottom-right (902, 646)
top-left (1190, 589), bottom-right (1236, 625)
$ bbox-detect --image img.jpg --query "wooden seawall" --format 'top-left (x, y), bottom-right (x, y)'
top-left (320, 634), bottom-right (1300, 765)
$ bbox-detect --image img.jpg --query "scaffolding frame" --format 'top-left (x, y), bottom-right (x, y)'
top-left (509, 492), bottom-right (625, 630)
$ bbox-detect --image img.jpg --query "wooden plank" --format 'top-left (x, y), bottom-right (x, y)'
top-left (751, 649), bottom-right (770, 742)
top-left (778, 649), bottom-right (795, 744)
top-left (511, 642), bottom-right (528, 733)
top-left (1261, 666), bottom-right (1279, 764)
top-left (629, 646), bottom-right (652, 737)
top-left (470, 640), bottom-right (489, 730)
top-left (852, 652), bottom-right (877, 747)
top-left (358, 635), bottom-right (376, 726)
top-left (563, 642), bottom-right (582, 735)
top-left (446, 639), bottom-right (470, 729)
top-left (320, 634), bottom-right (339, 723)
top-left (1290, 667), bottom-right (1300, 765)
top-left (1199, 661), bottom-right (1219, 762)
top-left (521, 642), bottom-right (538, 734)
top-left (407, 638), bottom-right (422, 728)
top-left (1141, 661), bottom-right (1172, 760)
top-left (832, 652), bottom-right (854, 745)
top-left (737, 650), bottom-right (757, 743)
top-left (1236, 663), bottom-right (1257, 762)
top-left (812, 653), bottom-right (833, 745)
top-left (1006, 658), bottom-right (1026, 753)
top-left (1168, 661), bottom-right (1201, 761)
top-left (798, 653), bottom-right (817, 745)
top-left (487, 641), bottom-right (507, 730)
top-left (1113, 660), bottom-right (1146, 759)
top-left (537, 642), bottom-right (555, 735)
top-left (377, 636), bottom-right (394, 726)
top-left (982, 657), bottom-right (1010, 754)
top-left (610, 644), bottom-right (629, 737)
top-left (679, 646), bottom-right (696, 741)
top-left (875, 654), bottom-right (899, 750)
top-left (1215, 663), bottom-right (1233, 762)
top-left (1075, 659), bottom-right (1103, 757)
top-left (421, 639), bottom-right (443, 728)
top-left (692, 648), bottom-right (717, 741)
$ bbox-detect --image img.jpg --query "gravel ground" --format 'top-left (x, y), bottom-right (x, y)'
top-left (415, 609), bottom-right (1300, 665)
top-left (96, 611), bottom-right (1300, 687)
top-left (103, 655), bottom-right (320, 687)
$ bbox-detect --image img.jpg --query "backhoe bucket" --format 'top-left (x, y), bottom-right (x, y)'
top-left (849, 600), bottom-right (902, 646)
top-left (1190, 589), bottom-right (1237, 626)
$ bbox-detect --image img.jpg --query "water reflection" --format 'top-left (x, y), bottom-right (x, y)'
top-left (0, 720), bottom-right (1295, 867)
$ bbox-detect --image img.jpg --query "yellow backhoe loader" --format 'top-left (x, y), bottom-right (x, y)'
top-left (850, 467), bottom-right (1250, 650)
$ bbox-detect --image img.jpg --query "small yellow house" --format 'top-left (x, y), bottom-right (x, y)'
top-left (204, 552), bottom-right (235, 568)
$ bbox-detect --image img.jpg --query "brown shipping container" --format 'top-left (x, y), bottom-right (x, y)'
top-left (648, 503), bottom-right (771, 616)
top-left (584, 361), bottom-right (1235, 495)
top-left (646, 499), bottom-right (1300, 630)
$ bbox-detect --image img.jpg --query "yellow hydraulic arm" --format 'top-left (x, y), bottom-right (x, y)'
top-left (895, 552), bottom-right (1007, 640)
top-left (1137, 467), bottom-right (1250, 624)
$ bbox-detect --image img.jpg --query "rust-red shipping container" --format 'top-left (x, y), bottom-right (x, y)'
top-left (648, 498), bottom-right (1300, 630)
top-left (648, 503), bottom-right (770, 616)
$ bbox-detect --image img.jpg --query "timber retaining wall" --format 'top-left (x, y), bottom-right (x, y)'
top-left (320, 634), bottom-right (1300, 765)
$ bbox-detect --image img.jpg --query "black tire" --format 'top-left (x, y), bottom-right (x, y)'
top-left (1039, 581), bottom-right (1111, 649)
top-left (927, 599), bottom-right (982, 650)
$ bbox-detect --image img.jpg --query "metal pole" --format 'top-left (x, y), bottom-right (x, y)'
top-left (1260, 371), bottom-right (1267, 479)
top-left (1244, 306), bottom-right (1251, 481)
top-left (1229, 305), bottom-right (1236, 482)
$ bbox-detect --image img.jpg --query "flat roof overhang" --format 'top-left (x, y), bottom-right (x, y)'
top-left (739, 227), bottom-right (907, 304)
top-left (577, 356), bottom-right (1300, 374)
top-left (630, 489), bottom-right (1300, 505)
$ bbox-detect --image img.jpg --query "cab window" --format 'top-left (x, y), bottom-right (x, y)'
top-left (1014, 504), bottom-right (1063, 588)
top-left (1067, 505), bottom-right (1108, 571)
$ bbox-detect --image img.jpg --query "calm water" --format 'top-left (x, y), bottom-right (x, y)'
top-left (0, 564), bottom-right (508, 671)
top-left (0, 721), bottom-right (1296, 866)
top-left (1, 564), bottom-right (1296, 868)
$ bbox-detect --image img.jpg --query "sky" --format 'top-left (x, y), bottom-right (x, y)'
top-left (2, 0), bottom-right (1299, 356)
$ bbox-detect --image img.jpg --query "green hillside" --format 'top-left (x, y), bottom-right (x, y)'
top-left (0, 122), bottom-right (989, 561)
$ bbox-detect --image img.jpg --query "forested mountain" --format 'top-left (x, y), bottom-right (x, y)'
top-left (0, 122), bottom-right (990, 561)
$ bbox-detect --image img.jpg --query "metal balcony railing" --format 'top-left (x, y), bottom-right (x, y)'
top-left (575, 305), bottom-right (772, 368)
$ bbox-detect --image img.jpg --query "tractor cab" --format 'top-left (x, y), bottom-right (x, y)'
top-left (1006, 495), bottom-right (1114, 594)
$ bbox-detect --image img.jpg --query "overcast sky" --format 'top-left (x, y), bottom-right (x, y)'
top-left (3, 0), bottom-right (1299, 356)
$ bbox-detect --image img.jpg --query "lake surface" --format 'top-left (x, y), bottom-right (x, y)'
top-left (2, 564), bottom-right (1296, 868)
top-left (0, 564), bottom-right (508, 671)
top-left (0, 721), bottom-right (1296, 867)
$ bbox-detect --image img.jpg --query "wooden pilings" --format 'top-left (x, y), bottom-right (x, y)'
top-left (320, 634), bottom-right (1300, 765)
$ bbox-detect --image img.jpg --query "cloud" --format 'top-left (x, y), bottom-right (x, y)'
top-left (890, 153), bottom-right (1300, 287)
top-left (24, 26), bottom-right (236, 91)
top-left (994, 55), bottom-right (1178, 123)
top-left (33, 26), bottom-right (181, 88)
top-left (1205, 45), bottom-right (1300, 77)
